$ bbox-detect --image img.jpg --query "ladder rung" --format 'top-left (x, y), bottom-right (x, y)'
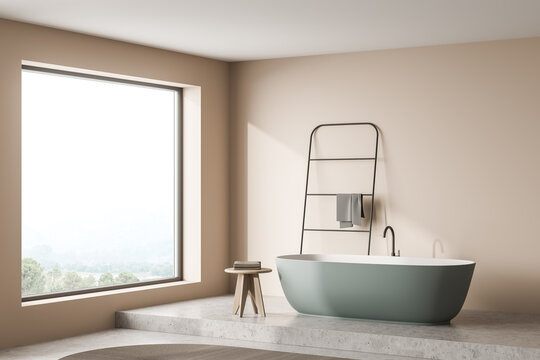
top-left (303, 229), bottom-right (370, 233)
top-left (307, 193), bottom-right (373, 196)
top-left (310, 157), bottom-right (375, 161)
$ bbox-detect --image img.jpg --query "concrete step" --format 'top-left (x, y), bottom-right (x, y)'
top-left (116, 295), bottom-right (540, 360)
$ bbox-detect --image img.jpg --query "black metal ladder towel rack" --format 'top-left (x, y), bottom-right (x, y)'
top-left (300, 123), bottom-right (379, 255)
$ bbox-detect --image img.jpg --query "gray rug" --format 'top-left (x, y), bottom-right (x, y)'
top-left (60, 344), bottom-right (341, 360)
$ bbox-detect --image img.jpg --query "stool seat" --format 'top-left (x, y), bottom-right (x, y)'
top-left (224, 267), bottom-right (272, 274)
top-left (224, 267), bottom-right (272, 317)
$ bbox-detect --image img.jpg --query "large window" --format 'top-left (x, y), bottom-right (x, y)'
top-left (21, 65), bottom-right (181, 300)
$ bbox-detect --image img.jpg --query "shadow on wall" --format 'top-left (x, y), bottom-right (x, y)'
top-left (432, 239), bottom-right (445, 258)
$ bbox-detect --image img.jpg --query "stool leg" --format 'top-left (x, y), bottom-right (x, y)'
top-left (232, 274), bottom-right (243, 314)
top-left (247, 275), bottom-right (258, 314)
top-left (253, 274), bottom-right (266, 316)
top-left (239, 274), bottom-right (250, 317)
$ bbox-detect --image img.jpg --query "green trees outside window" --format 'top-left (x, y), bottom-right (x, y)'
top-left (21, 257), bottom-right (141, 297)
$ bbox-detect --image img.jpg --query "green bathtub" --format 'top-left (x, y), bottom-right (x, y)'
top-left (276, 254), bottom-right (475, 324)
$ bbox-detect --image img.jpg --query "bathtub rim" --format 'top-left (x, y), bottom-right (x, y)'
top-left (276, 253), bottom-right (475, 267)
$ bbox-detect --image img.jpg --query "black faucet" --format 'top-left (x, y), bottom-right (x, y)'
top-left (383, 226), bottom-right (399, 257)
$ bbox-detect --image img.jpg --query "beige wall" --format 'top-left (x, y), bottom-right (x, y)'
top-left (0, 19), bottom-right (230, 348)
top-left (230, 38), bottom-right (540, 314)
top-left (2, 16), bottom-right (540, 350)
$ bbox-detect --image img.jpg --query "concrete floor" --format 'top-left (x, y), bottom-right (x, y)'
top-left (3, 295), bottom-right (540, 360)
top-left (0, 328), bottom-right (418, 360)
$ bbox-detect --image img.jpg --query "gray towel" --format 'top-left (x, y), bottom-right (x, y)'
top-left (336, 194), bottom-right (352, 228)
top-left (336, 194), bottom-right (365, 228)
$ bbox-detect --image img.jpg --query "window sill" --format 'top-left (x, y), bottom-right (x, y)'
top-left (21, 279), bottom-right (199, 307)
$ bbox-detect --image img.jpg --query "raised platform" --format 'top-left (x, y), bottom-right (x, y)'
top-left (116, 295), bottom-right (540, 360)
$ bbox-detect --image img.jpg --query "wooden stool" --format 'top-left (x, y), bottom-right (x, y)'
top-left (224, 268), bottom-right (272, 317)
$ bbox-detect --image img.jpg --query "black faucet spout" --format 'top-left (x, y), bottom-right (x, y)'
top-left (383, 226), bottom-right (397, 257)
